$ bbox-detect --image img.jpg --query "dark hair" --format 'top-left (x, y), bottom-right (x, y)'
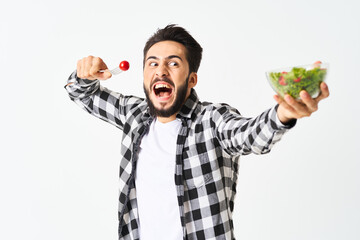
top-left (143, 24), bottom-right (203, 73)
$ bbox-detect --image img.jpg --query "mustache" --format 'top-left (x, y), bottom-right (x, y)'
top-left (150, 77), bottom-right (175, 90)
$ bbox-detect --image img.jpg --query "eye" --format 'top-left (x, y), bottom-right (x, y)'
top-left (149, 62), bottom-right (158, 67)
top-left (169, 61), bottom-right (178, 67)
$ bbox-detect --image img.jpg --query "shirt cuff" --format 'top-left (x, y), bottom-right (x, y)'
top-left (274, 104), bottom-right (297, 129)
top-left (74, 70), bottom-right (99, 86)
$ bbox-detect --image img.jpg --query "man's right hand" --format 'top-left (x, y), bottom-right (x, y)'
top-left (76, 56), bottom-right (112, 80)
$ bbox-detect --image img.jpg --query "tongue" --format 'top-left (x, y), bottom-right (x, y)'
top-left (159, 91), bottom-right (170, 98)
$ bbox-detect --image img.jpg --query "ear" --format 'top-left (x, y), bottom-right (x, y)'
top-left (188, 72), bottom-right (198, 88)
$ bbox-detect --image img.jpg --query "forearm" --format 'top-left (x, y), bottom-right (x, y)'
top-left (214, 105), bottom-right (296, 156)
top-left (64, 71), bottom-right (125, 129)
top-left (65, 71), bottom-right (100, 100)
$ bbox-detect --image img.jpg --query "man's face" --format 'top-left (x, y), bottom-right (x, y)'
top-left (143, 40), bottom-right (196, 118)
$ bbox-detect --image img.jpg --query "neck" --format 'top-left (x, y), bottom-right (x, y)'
top-left (157, 115), bottom-right (177, 123)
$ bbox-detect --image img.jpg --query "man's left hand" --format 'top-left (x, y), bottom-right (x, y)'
top-left (274, 82), bottom-right (330, 124)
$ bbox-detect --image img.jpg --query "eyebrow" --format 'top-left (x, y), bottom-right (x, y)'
top-left (146, 55), bottom-right (183, 62)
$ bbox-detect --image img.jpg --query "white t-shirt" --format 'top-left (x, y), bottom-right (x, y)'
top-left (135, 119), bottom-right (183, 240)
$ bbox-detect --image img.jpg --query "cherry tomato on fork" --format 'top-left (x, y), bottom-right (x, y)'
top-left (119, 61), bottom-right (130, 71)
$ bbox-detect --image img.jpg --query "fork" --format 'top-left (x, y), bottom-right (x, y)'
top-left (99, 67), bottom-right (124, 75)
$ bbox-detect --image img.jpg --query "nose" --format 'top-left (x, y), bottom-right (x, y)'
top-left (156, 63), bottom-right (169, 77)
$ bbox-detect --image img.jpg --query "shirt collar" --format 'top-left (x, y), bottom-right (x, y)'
top-left (176, 88), bottom-right (200, 120)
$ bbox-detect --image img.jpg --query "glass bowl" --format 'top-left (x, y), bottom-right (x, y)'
top-left (266, 61), bottom-right (329, 99)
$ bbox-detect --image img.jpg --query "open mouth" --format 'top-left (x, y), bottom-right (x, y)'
top-left (153, 82), bottom-right (173, 100)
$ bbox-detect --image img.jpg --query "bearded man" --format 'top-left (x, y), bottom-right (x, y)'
top-left (65, 24), bottom-right (329, 240)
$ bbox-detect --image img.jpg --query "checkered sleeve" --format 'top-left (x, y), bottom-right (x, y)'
top-left (212, 103), bottom-right (295, 156)
top-left (64, 71), bottom-right (143, 130)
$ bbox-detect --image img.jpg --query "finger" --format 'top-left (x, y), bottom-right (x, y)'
top-left (315, 82), bottom-right (330, 102)
top-left (299, 90), bottom-right (318, 113)
top-left (273, 94), bottom-right (283, 105)
top-left (77, 59), bottom-right (82, 78)
top-left (89, 57), bottom-right (101, 76)
top-left (100, 70), bottom-right (112, 80)
top-left (81, 57), bottom-right (88, 79)
top-left (92, 57), bottom-right (112, 80)
top-left (284, 94), bottom-right (312, 117)
top-left (83, 56), bottom-right (95, 80)
top-left (90, 66), bottom-right (112, 80)
top-left (274, 95), bottom-right (297, 116)
top-left (94, 57), bottom-right (108, 70)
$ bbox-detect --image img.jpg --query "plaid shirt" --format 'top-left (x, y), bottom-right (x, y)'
top-left (65, 71), bottom-right (294, 240)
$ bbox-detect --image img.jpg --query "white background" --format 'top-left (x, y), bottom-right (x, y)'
top-left (1, 0), bottom-right (359, 239)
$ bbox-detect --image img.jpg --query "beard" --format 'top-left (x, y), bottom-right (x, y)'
top-left (144, 76), bottom-right (189, 118)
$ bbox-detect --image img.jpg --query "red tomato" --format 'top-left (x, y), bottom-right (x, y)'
top-left (279, 76), bottom-right (287, 86)
top-left (313, 60), bottom-right (322, 68)
top-left (119, 61), bottom-right (130, 71)
top-left (294, 77), bottom-right (302, 82)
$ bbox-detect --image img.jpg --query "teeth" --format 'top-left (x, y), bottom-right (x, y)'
top-left (154, 84), bottom-right (170, 89)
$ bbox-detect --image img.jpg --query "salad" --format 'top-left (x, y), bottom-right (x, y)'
top-left (267, 62), bottom-right (327, 99)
